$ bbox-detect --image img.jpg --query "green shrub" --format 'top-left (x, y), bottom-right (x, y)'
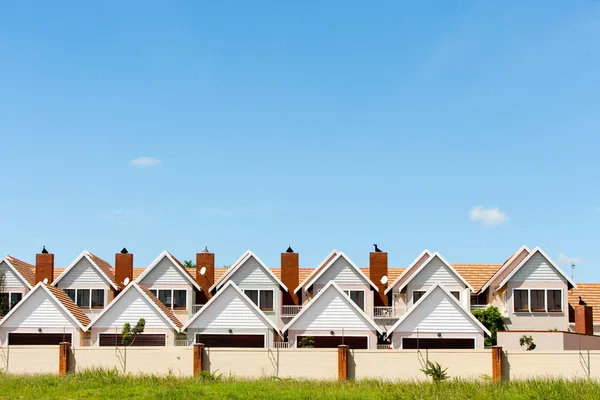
top-left (472, 306), bottom-right (506, 346)
top-left (298, 336), bottom-right (315, 348)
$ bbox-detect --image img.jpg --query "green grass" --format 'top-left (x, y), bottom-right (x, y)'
top-left (0, 370), bottom-right (598, 400)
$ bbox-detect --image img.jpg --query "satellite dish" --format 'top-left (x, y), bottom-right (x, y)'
top-left (200, 266), bottom-right (206, 276)
top-left (123, 277), bottom-right (130, 286)
top-left (381, 275), bottom-right (388, 285)
top-left (43, 278), bottom-right (48, 284)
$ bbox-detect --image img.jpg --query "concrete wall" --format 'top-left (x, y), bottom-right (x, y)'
top-left (498, 331), bottom-right (600, 351)
top-left (0, 345), bottom-right (59, 374)
top-left (349, 349), bottom-right (492, 380)
top-left (503, 350), bottom-right (600, 380)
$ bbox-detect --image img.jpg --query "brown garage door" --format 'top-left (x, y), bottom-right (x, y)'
top-left (196, 334), bottom-right (265, 348)
top-left (8, 333), bottom-right (72, 345)
top-left (298, 336), bottom-right (368, 349)
top-left (402, 338), bottom-right (475, 349)
top-left (99, 334), bottom-right (166, 346)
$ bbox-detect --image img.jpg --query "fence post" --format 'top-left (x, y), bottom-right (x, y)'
top-left (492, 346), bottom-right (503, 382)
top-left (338, 345), bottom-right (349, 381)
top-left (193, 343), bottom-right (205, 376)
top-left (59, 342), bottom-right (70, 375)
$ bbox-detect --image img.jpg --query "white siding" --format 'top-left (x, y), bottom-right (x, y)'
top-left (140, 257), bottom-right (191, 287)
top-left (410, 256), bottom-right (465, 288)
top-left (394, 287), bottom-right (480, 333)
top-left (92, 288), bottom-right (171, 329)
top-left (290, 286), bottom-right (372, 331)
top-left (187, 285), bottom-right (271, 330)
top-left (227, 256), bottom-right (278, 288)
top-left (512, 253), bottom-right (566, 283)
top-left (1, 289), bottom-right (79, 329)
top-left (0, 261), bottom-right (29, 289)
top-left (313, 257), bottom-right (365, 287)
top-left (56, 257), bottom-right (109, 288)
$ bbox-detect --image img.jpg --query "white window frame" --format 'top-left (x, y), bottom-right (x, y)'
top-left (149, 288), bottom-right (189, 310)
top-left (63, 288), bottom-right (106, 309)
top-left (243, 289), bottom-right (275, 312)
top-left (343, 289), bottom-right (366, 311)
top-left (512, 288), bottom-right (563, 313)
top-left (1, 291), bottom-right (24, 310)
top-left (411, 290), bottom-right (426, 304)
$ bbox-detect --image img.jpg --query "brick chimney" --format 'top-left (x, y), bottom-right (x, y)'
top-left (575, 305), bottom-right (594, 335)
top-left (281, 247), bottom-right (299, 305)
top-left (196, 247), bottom-right (215, 303)
top-left (370, 244), bottom-right (388, 306)
top-left (35, 246), bottom-right (54, 284)
top-left (115, 247), bottom-right (133, 288)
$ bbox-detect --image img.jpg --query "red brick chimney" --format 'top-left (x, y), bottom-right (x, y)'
top-left (35, 246), bottom-right (54, 284)
top-left (281, 247), bottom-right (299, 305)
top-left (115, 247), bottom-right (133, 288)
top-left (575, 305), bottom-right (594, 335)
top-left (370, 244), bottom-right (388, 306)
top-left (196, 247), bottom-right (215, 303)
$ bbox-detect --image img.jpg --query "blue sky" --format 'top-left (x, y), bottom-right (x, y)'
top-left (1, 1), bottom-right (599, 281)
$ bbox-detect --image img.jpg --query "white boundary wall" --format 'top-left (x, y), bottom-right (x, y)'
top-left (504, 350), bottom-right (600, 380)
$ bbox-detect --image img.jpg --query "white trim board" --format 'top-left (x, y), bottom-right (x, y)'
top-left (384, 249), bottom-right (432, 295)
top-left (478, 245), bottom-right (530, 294)
top-left (298, 252), bottom-right (378, 293)
top-left (397, 252), bottom-right (473, 292)
top-left (52, 250), bottom-right (118, 290)
top-left (135, 251), bottom-right (202, 292)
top-left (294, 249), bottom-right (338, 294)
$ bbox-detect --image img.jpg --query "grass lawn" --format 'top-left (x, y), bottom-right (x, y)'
top-left (0, 371), bottom-right (599, 399)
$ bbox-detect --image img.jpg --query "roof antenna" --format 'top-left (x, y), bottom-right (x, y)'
top-left (41, 246), bottom-right (49, 254)
top-left (571, 262), bottom-right (575, 280)
top-left (203, 246), bottom-right (210, 253)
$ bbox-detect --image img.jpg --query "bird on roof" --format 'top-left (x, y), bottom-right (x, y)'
top-left (374, 244), bottom-right (382, 253)
top-left (579, 296), bottom-right (587, 306)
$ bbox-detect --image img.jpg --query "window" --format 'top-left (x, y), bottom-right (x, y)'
top-left (64, 289), bottom-right (76, 302)
top-left (514, 290), bottom-right (529, 312)
top-left (173, 290), bottom-right (187, 310)
top-left (451, 291), bottom-right (460, 301)
top-left (91, 289), bottom-right (105, 308)
top-left (413, 291), bottom-right (425, 303)
top-left (150, 289), bottom-right (157, 297)
top-left (77, 289), bottom-right (90, 307)
top-left (547, 290), bottom-right (562, 312)
top-left (244, 290), bottom-right (259, 306)
top-left (530, 290), bottom-right (545, 312)
top-left (244, 289), bottom-right (274, 311)
top-left (343, 290), bottom-right (365, 310)
top-left (158, 290), bottom-right (172, 308)
top-left (10, 293), bottom-right (22, 308)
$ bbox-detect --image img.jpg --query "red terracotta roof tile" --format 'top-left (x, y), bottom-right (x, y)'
top-left (87, 252), bottom-right (118, 288)
top-left (569, 284), bottom-right (600, 324)
top-left (6, 256), bottom-right (36, 286)
top-left (136, 284), bottom-right (183, 329)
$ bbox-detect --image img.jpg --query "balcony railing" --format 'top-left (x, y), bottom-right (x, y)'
top-left (175, 340), bottom-right (192, 347)
top-left (272, 342), bottom-right (290, 349)
top-left (374, 306), bottom-right (400, 318)
top-left (281, 305), bottom-right (302, 317)
top-left (470, 304), bottom-right (490, 311)
top-left (192, 304), bottom-right (205, 314)
top-left (377, 344), bottom-right (393, 350)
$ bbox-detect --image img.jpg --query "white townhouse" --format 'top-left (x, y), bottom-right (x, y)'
top-left (0, 256), bottom-right (35, 312)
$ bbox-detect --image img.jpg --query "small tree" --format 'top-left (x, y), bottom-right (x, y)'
top-left (0, 270), bottom-right (8, 317)
top-left (183, 260), bottom-right (196, 269)
top-left (122, 318), bottom-right (145, 346)
top-left (472, 306), bottom-right (506, 346)
top-left (298, 336), bottom-right (315, 348)
top-left (519, 335), bottom-right (536, 351)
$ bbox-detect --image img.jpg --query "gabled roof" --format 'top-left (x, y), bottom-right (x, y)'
top-left (385, 283), bottom-right (491, 338)
top-left (283, 281), bottom-right (383, 334)
top-left (478, 245), bottom-right (530, 294)
top-left (87, 282), bottom-right (182, 331)
top-left (384, 250), bottom-right (432, 295)
top-left (397, 252), bottom-right (474, 292)
top-left (496, 247), bottom-right (576, 290)
top-left (0, 283), bottom-right (91, 330)
top-left (297, 251), bottom-right (378, 293)
top-left (1, 256), bottom-right (35, 288)
top-left (135, 251), bottom-right (202, 292)
top-left (294, 250), bottom-right (339, 293)
top-left (182, 281), bottom-right (281, 334)
top-left (52, 250), bottom-right (119, 290)
top-left (209, 250), bottom-right (288, 292)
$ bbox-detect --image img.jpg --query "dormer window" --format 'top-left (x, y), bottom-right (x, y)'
top-left (343, 290), bottom-right (365, 311)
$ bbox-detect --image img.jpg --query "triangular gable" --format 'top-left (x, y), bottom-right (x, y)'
top-left (0, 257), bottom-right (34, 289)
top-left (300, 252), bottom-right (378, 292)
top-left (385, 283), bottom-right (491, 338)
top-left (397, 252), bottom-right (473, 292)
top-left (478, 245), bottom-right (530, 294)
top-left (53, 251), bottom-right (118, 290)
top-left (182, 281), bottom-right (280, 334)
top-left (209, 251), bottom-right (288, 292)
top-left (0, 283), bottom-right (90, 330)
top-left (384, 250), bottom-right (431, 295)
top-left (87, 282), bottom-right (181, 331)
top-left (135, 251), bottom-right (202, 292)
top-left (283, 281), bottom-right (382, 334)
top-left (497, 247), bottom-right (576, 290)
top-left (294, 250), bottom-right (338, 293)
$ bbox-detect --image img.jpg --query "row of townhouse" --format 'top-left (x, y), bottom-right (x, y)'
top-left (0, 245), bottom-right (597, 349)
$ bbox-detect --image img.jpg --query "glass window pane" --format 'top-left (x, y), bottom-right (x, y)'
top-left (91, 289), bottom-right (104, 308)
top-left (350, 291), bottom-right (365, 310)
top-left (10, 293), bottom-right (22, 309)
top-left (413, 291), bottom-right (425, 303)
top-left (451, 291), bottom-right (460, 301)
top-left (173, 290), bottom-right (187, 309)
top-left (530, 290), bottom-right (545, 312)
top-left (64, 289), bottom-right (76, 302)
top-left (77, 289), bottom-right (90, 307)
top-left (547, 290), bottom-right (562, 312)
top-left (244, 290), bottom-right (259, 306)
top-left (259, 290), bottom-right (274, 311)
top-left (514, 290), bottom-right (528, 312)
top-left (158, 290), bottom-right (172, 308)
top-left (0, 293), bottom-right (8, 313)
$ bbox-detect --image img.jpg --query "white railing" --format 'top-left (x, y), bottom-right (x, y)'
top-left (470, 304), bottom-right (490, 311)
top-left (175, 340), bottom-right (192, 347)
top-left (374, 306), bottom-right (399, 318)
top-left (377, 344), bottom-right (392, 350)
top-left (81, 339), bottom-right (93, 347)
top-left (281, 305), bottom-right (302, 317)
top-left (272, 342), bottom-right (290, 349)
top-left (193, 304), bottom-right (205, 314)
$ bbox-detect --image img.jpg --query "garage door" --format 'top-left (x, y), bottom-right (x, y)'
top-left (298, 336), bottom-right (368, 349)
top-left (196, 334), bottom-right (265, 348)
top-left (402, 338), bottom-right (475, 349)
top-left (8, 333), bottom-right (72, 345)
top-left (99, 334), bottom-right (166, 346)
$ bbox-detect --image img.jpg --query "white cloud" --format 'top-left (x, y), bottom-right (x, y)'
top-left (469, 206), bottom-right (509, 226)
top-left (130, 157), bottom-right (162, 167)
top-left (557, 253), bottom-right (582, 267)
